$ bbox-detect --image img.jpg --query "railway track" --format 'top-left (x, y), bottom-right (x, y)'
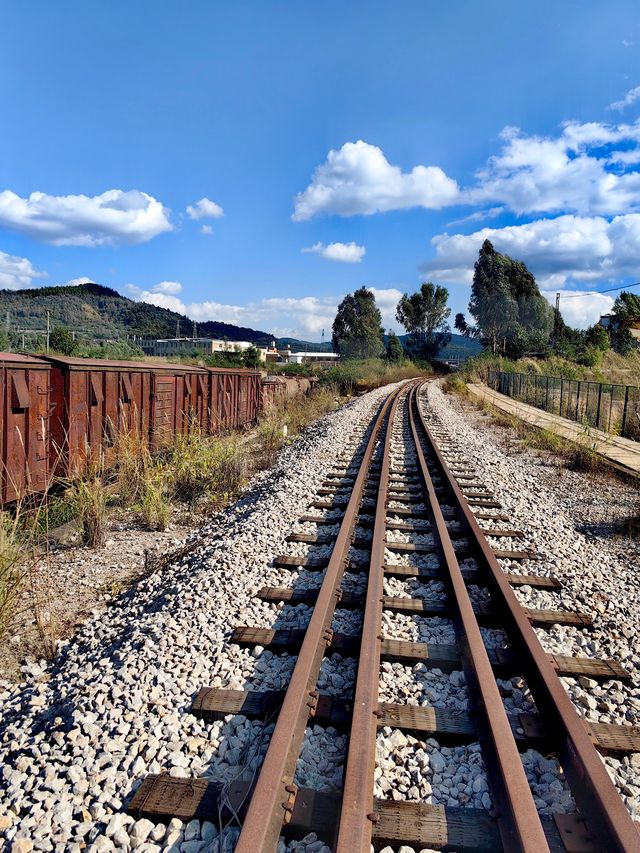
top-left (127, 380), bottom-right (640, 852)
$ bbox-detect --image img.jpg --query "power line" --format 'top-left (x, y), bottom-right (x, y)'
top-left (558, 281), bottom-right (640, 299)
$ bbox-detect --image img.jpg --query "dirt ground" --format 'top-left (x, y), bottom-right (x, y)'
top-left (0, 508), bottom-right (199, 682)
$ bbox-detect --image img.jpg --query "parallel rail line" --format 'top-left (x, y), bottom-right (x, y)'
top-left (127, 380), bottom-right (640, 851)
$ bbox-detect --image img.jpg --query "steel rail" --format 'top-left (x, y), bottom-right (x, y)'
top-left (235, 382), bottom-right (405, 853)
top-left (406, 383), bottom-right (550, 852)
top-left (334, 381), bottom-right (406, 852)
top-left (415, 383), bottom-right (640, 851)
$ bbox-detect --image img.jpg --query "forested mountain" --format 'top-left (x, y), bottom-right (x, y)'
top-left (1, 283), bottom-right (275, 346)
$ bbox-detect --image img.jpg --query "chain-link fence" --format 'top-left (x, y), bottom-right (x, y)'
top-left (486, 370), bottom-right (640, 440)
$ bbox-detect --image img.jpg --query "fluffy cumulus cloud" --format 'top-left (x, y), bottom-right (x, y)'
top-left (295, 119), bottom-right (640, 223)
top-left (292, 141), bottom-right (460, 220)
top-left (424, 213), bottom-right (640, 287)
top-left (468, 122), bottom-right (640, 216)
top-left (186, 197), bottom-right (224, 220)
top-left (0, 250), bottom-right (45, 290)
top-left (129, 284), bottom-right (404, 338)
top-left (0, 189), bottom-right (172, 246)
top-left (540, 289), bottom-right (615, 330)
top-left (302, 241), bottom-right (365, 263)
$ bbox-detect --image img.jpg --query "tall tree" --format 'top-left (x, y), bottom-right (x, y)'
top-left (395, 282), bottom-right (451, 360)
top-left (612, 292), bottom-right (640, 327)
top-left (386, 331), bottom-right (404, 361)
top-left (332, 287), bottom-right (384, 359)
top-left (463, 239), bottom-right (554, 356)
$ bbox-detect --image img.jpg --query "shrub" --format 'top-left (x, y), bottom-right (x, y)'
top-left (169, 432), bottom-right (247, 507)
top-left (71, 473), bottom-right (108, 547)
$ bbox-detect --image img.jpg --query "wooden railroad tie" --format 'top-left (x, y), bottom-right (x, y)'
top-left (186, 684), bottom-right (637, 756)
top-left (256, 586), bottom-right (593, 628)
top-left (129, 775), bottom-right (609, 851)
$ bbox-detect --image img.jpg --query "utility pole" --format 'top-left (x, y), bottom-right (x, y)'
top-left (553, 292), bottom-right (561, 340)
top-left (46, 311), bottom-right (50, 354)
top-left (176, 317), bottom-right (180, 338)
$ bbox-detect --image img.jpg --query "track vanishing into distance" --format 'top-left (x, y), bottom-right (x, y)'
top-left (127, 380), bottom-right (640, 852)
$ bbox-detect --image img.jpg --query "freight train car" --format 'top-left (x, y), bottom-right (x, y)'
top-left (206, 367), bottom-right (262, 432)
top-left (42, 355), bottom-right (210, 477)
top-left (0, 353), bottom-right (51, 503)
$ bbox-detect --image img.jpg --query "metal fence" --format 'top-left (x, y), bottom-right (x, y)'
top-left (486, 370), bottom-right (640, 441)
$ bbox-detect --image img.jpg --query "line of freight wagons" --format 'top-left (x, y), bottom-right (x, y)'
top-left (0, 353), bottom-right (314, 504)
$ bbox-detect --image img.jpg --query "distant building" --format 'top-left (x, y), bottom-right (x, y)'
top-left (279, 348), bottom-right (341, 366)
top-left (140, 337), bottom-right (278, 361)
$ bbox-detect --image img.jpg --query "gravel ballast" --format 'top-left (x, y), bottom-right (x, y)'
top-left (0, 384), bottom-right (398, 852)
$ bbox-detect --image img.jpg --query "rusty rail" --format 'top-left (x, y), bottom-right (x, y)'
top-left (413, 382), bottom-right (640, 852)
top-left (234, 383), bottom-right (406, 853)
top-left (334, 381), bottom-right (404, 850)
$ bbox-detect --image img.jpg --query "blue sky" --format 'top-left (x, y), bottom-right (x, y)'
top-left (2, 1), bottom-right (640, 339)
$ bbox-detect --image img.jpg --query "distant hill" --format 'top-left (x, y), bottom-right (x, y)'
top-left (0, 283), bottom-right (314, 350)
top-left (0, 283), bottom-right (483, 359)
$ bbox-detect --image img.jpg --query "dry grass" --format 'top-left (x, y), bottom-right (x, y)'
top-left (140, 464), bottom-right (171, 531)
top-left (169, 431), bottom-right (247, 508)
top-left (0, 510), bottom-right (26, 639)
top-left (111, 426), bottom-right (152, 506)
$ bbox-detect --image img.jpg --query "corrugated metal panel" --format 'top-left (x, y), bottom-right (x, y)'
top-left (0, 354), bottom-right (51, 502)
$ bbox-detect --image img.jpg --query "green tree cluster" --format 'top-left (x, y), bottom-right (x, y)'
top-left (332, 287), bottom-right (385, 359)
top-left (456, 240), bottom-right (554, 358)
top-left (386, 331), bottom-right (404, 361)
top-left (609, 292), bottom-right (640, 355)
top-left (396, 282), bottom-right (451, 360)
top-left (49, 326), bottom-right (77, 355)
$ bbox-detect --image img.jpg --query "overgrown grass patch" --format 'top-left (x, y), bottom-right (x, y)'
top-left (321, 359), bottom-right (427, 396)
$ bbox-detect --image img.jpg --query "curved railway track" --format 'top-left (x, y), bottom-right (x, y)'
top-left (128, 380), bottom-right (640, 852)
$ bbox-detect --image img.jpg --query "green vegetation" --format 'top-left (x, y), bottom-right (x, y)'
top-left (49, 326), bottom-right (77, 355)
top-left (386, 331), bottom-right (404, 362)
top-left (396, 282), bottom-right (451, 360)
top-left (332, 287), bottom-right (385, 359)
top-left (455, 239), bottom-right (554, 357)
top-left (455, 349), bottom-right (640, 386)
top-left (321, 359), bottom-right (427, 396)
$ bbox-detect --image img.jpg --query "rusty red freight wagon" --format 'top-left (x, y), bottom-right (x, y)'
top-left (0, 353), bottom-right (51, 503)
top-left (42, 355), bottom-right (209, 477)
top-left (206, 367), bottom-right (261, 432)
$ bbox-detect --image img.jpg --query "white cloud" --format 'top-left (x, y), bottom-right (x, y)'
top-left (540, 289), bottom-right (615, 329)
top-left (0, 189), bottom-right (172, 246)
top-left (302, 241), bottom-right (366, 263)
top-left (65, 276), bottom-right (95, 286)
top-left (151, 281), bottom-right (183, 295)
top-left (294, 121), bottom-right (640, 222)
top-left (200, 224), bottom-right (214, 235)
top-left (608, 85), bottom-right (640, 111)
top-left (186, 197), bottom-right (224, 220)
top-left (423, 213), bottom-right (640, 289)
top-left (623, 39), bottom-right (634, 48)
top-left (129, 283), bottom-right (405, 338)
top-left (0, 250), bottom-right (45, 290)
top-left (293, 140), bottom-right (460, 220)
top-left (469, 122), bottom-right (640, 216)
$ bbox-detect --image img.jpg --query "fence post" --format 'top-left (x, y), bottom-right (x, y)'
top-left (596, 383), bottom-right (603, 430)
top-left (560, 377), bottom-right (564, 416)
top-left (621, 385), bottom-right (630, 437)
top-left (545, 375), bottom-right (550, 411)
